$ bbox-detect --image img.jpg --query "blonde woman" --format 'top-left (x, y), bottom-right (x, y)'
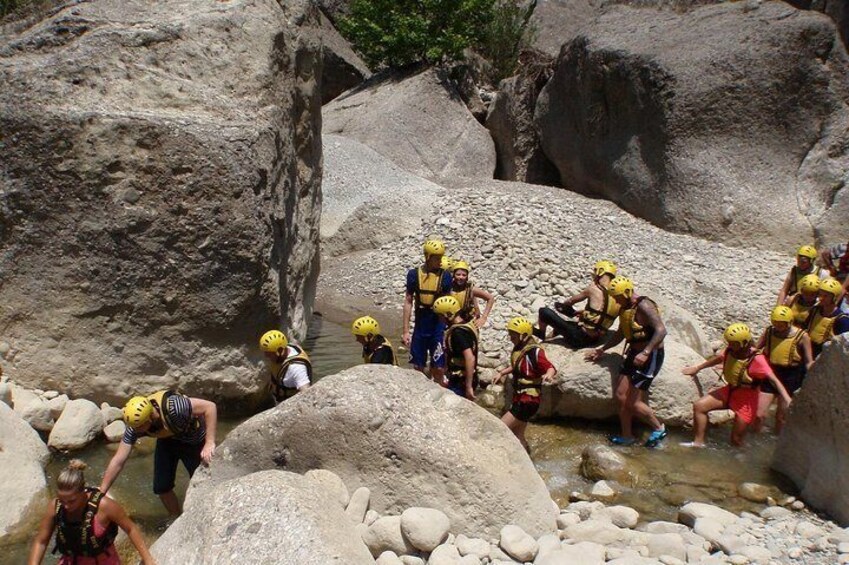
top-left (28, 460), bottom-right (155, 565)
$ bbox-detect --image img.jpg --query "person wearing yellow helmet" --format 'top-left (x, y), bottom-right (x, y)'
top-left (785, 274), bottom-right (821, 328)
top-left (434, 296), bottom-right (479, 400)
top-left (821, 239), bottom-right (849, 283)
top-left (448, 260), bottom-right (496, 328)
top-left (259, 329), bottom-right (312, 402)
top-left (584, 277), bottom-right (668, 447)
top-left (535, 260), bottom-right (620, 347)
top-left (492, 317), bottom-right (557, 452)
top-left (352, 316), bottom-right (398, 365)
top-left (804, 277), bottom-right (849, 358)
top-left (754, 306), bottom-right (814, 434)
top-left (403, 238), bottom-right (453, 383)
top-left (681, 323), bottom-right (792, 447)
top-left (100, 391), bottom-right (217, 516)
top-left (776, 245), bottom-right (828, 306)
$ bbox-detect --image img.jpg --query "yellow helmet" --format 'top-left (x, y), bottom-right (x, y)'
top-left (351, 316), bottom-right (380, 337)
top-left (593, 260), bottom-right (617, 278)
top-left (608, 276), bottom-right (634, 298)
top-left (423, 239), bottom-right (445, 257)
top-left (259, 330), bottom-right (288, 353)
top-left (452, 260), bottom-right (470, 274)
top-left (797, 245), bottom-right (818, 260)
top-left (433, 296), bottom-right (461, 317)
top-left (819, 277), bottom-right (843, 298)
top-left (123, 396), bottom-right (153, 429)
top-left (440, 256), bottom-right (454, 271)
top-left (799, 274), bottom-right (820, 293)
top-left (506, 316), bottom-right (534, 337)
top-left (770, 306), bottom-right (794, 324)
top-left (723, 323), bottom-right (752, 345)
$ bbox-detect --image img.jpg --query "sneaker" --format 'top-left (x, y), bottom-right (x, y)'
top-left (608, 435), bottom-right (637, 446)
top-left (644, 426), bottom-right (668, 448)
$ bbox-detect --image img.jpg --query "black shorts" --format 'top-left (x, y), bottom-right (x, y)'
top-left (509, 397), bottom-right (541, 422)
top-left (621, 348), bottom-right (665, 391)
top-left (538, 308), bottom-right (603, 348)
top-left (153, 437), bottom-right (203, 494)
top-left (760, 365), bottom-right (805, 395)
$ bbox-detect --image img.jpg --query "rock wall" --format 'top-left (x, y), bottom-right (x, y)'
top-left (0, 0), bottom-right (323, 407)
top-left (535, 2), bottom-right (849, 251)
top-left (787, 0), bottom-right (849, 50)
top-left (772, 335), bottom-right (849, 526)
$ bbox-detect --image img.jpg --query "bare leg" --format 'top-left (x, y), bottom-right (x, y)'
top-left (692, 394), bottom-right (725, 446)
top-left (774, 396), bottom-right (790, 435)
top-left (430, 366), bottom-right (446, 386)
top-left (730, 416), bottom-right (749, 447)
top-left (159, 490), bottom-right (182, 516)
top-left (501, 412), bottom-right (530, 452)
top-left (753, 392), bottom-right (774, 433)
top-left (629, 388), bottom-right (662, 431)
top-left (615, 376), bottom-right (634, 438)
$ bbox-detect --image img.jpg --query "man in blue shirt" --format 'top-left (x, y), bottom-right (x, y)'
top-left (402, 238), bottom-right (452, 384)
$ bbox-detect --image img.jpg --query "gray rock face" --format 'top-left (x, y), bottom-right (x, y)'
top-left (537, 340), bottom-right (711, 426)
top-left (0, 403), bottom-right (48, 541)
top-left (773, 335), bottom-right (849, 526)
top-left (151, 470), bottom-right (374, 564)
top-left (321, 135), bottom-right (442, 257)
top-left (0, 0), bottom-right (323, 406)
top-left (318, 10), bottom-right (370, 104)
top-left (198, 365), bottom-right (557, 538)
top-left (323, 67), bottom-right (496, 182)
top-left (788, 0), bottom-right (849, 49)
top-left (535, 2), bottom-right (849, 251)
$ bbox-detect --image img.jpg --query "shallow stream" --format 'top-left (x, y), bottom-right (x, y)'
top-left (6, 315), bottom-right (794, 562)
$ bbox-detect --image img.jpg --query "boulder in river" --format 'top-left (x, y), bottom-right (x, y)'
top-left (196, 364), bottom-right (557, 538)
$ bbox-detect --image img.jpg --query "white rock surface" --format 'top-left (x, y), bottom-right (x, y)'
top-left (499, 524), bottom-right (538, 562)
top-left (305, 468), bottom-right (350, 508)
top-left (679, 502), bottom-right (738, 528)
top-left (400, 507), bottom-right (450, 552)
top-left (48, 398), bottom-right (103, 451)
top-left (362, 516), bottom-right (415, 557)
top-left (346, 486), bottom-right (371, 524)
top-left (12, 386), bottom-right (54, 432)
top-left (103, 420), bottom-right (126, 443)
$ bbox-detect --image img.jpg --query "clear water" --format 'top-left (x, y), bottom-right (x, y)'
top-left (4, 315), bottom-right (794, 562)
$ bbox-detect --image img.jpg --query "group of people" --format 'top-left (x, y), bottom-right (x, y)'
top-left (30, 237), bottom-right (849, 564)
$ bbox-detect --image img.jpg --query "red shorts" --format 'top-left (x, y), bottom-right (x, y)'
top-left (713, 385), bottom-right (759, 425)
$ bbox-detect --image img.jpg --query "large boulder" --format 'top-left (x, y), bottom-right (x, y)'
top-left (151, 470), bottom-right (375, 564)
top-left (196, 365), bottom-right (557, 538)
top-left (48, 398), bottom-right (103, 451)
top-left (323, 67), bottom-right (496, 182)
top-left (535, 2), bottom-right (849, 251)
top-left (0, 0), bottom-right (323, 405)
top-left (11, 385), bottom-right (54, 432)
top-left (772, 334), bottom-right (849, 526)
top-left (321, 135), bottom-right (442, 257)
top-left (536, 339), bottom-right (715, 426)
top-left (787, 0), bottom-right (849, 50)
top-left (317, 10), bottom-right (370, 104)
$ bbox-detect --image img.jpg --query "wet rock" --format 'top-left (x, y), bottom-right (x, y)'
top-left (305, 469), bottom-right (350, 508)
top-left (499, 525), bottom-right (538, 562)
top-left (362, 516), bottom-right (416, 558)
top-left (48, 399), bottom-right (103, 451)
top-left (737, 482), bottom-right (773, 503)
top-left (400, 507), bottom-right (450, 552)
top-left (580, 445), bottom-right (631, 483)
top-left (590, 480), bottom-right (618, 499)
top-left (151, 470), bottom-right (373, 564)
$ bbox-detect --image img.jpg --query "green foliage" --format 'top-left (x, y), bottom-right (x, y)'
top-left (340, 0), bottom-right (534, 77)
top-left (479, 1), bottom-right (538, 83)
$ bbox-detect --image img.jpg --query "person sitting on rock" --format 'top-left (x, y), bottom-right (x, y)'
top-left (754, 306), bottom-right (813, 435)
top-left (804, 278), bottom-right (849, 358)
top-left (434, 296), bottom-right (478, 400)
top-left (259, 329), bottom-right (312, 403)
top-left (682, 323), bottom-right (793, 447)
top-left (535, 260), bottom-right (620, 348)
top-left (776, 245), bottom-right (828, 306)
top-left (784, 274), bottom-right (821, 328)
top-left (584, 276), bottom-right (668, 448)
top-left (448, 260), bottom-right (496, 329)
top-left (491, 316), bottom-right (556, 452)
top-left (100, 391), bottom-right (217, 516)
top-left (402, 238), bottom-right (453, 384)
top-left (351, 315), bottom-right (398, 365)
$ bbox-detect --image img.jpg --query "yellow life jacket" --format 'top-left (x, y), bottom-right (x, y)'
top-left (579, 282), bottom-right (620, 332)
top-left (764, 326), bottom-right (803, 367)
top-left (415, 267), bottom-right (447, 309)
top-left (146, 390), bottom-right (201, 439)
top-left (444, 322), bottom-right (479, 381)
top-left (511, 340), bottom-right (543, 398)
top-left (269, 345), bottom-right (313, 401)
top-left (363, 336), bottom-right (398, 366)
top-left (721, 350), bottom-right (759, 387)
top-left (449, 281), bottom-right (476, 319)
top-left (806, 305), bottom-right (839, 346)
top-left (788, 264), bottom-right (816, 296)
top-left (620, 297), bottom-right (657, 343)
top-left (789, 294), bottom-right (816, 328)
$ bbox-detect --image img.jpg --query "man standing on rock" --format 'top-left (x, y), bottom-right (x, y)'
top-left (535, 260), bottom-right (620, 347)
top-left (403, 238), bottom-right (452, 383)
top-left (100, 391), bottom-right (217, 515)
top-left (434, 296), bottom-right (479, 400)
top-left (584, 277), bottom-right (668, 447)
